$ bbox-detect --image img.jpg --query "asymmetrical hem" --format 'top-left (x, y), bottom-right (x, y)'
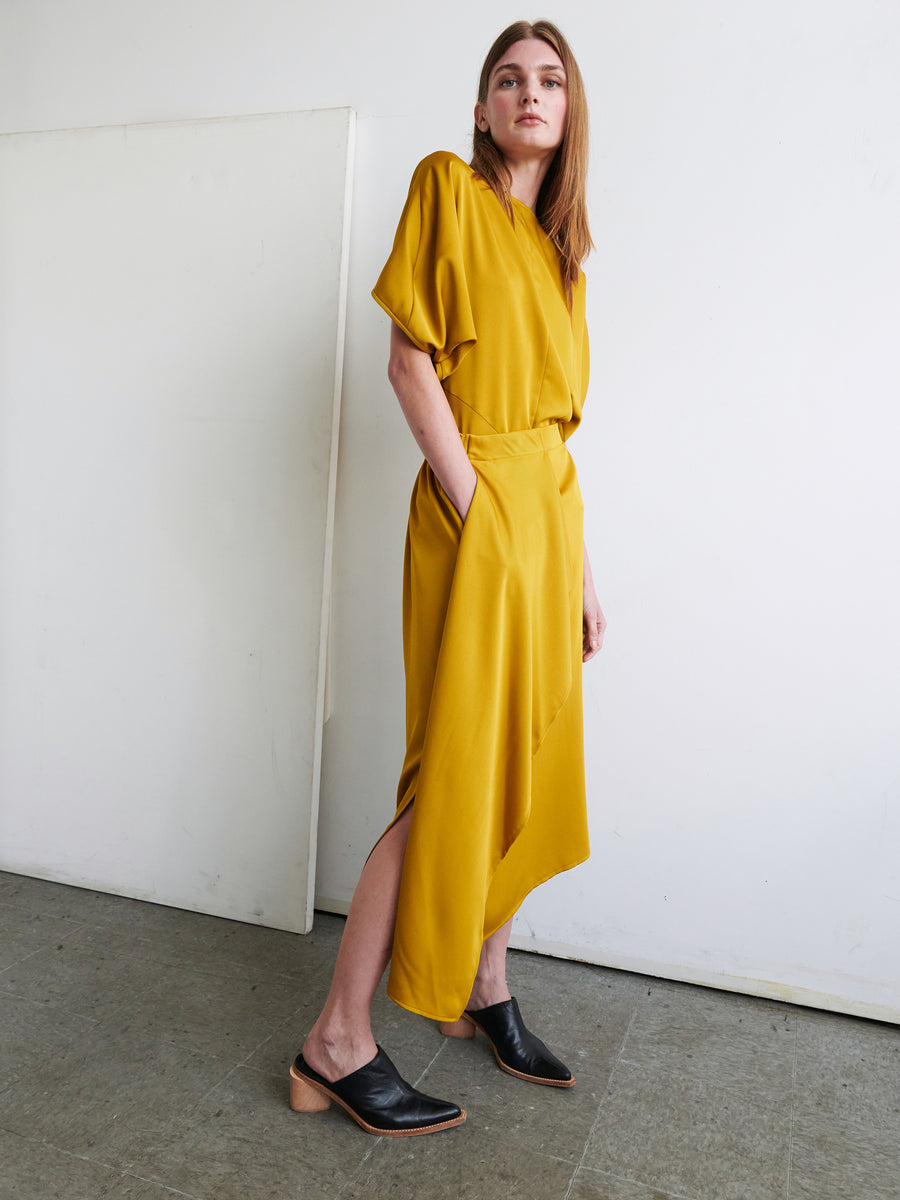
top-left (372, 151), bottom-right (591, 1023)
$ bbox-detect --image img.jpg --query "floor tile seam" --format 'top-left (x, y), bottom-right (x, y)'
top-left (0, 984), bottom-right (100, 1025)
top-left (0, 897), bottom-right (82, 920)
top-left (792, 1084), bottom-right (900, 1118)
top-left (105, 1159), bottom-right (208, 1198)
top-left (615, 1039), bottom-right (798, 1068)
top-left (0, 1128), bottom-right (203, 1198)
top-left (0, 1115), bottom-right (28, 1134)
top-left (789, 1098), bottom-right (900, 1140)
top-left (0, 981), bottom-right (110, 1026)
top-left (619, 1065), bottom-right (792, 1108)
top-left (46, 1017), bottom-right (280, 1070)
top-left (0, 892), bottom-right (92, 912)
top-left (562, 1002), bottom-right (640, 1200)
top-left (271, 993), bottom-right (331, 1033)
top-left (334, 1139), bottom-right (385, 1200)
top-left (36, 918), bottom-right (111, 948)
top-left (236, 1032), bottom-right (276, 1073)
top-left (101, 934), bottom-right (328, 981)
top-left (82, 942), bottom-right (315, 988)
top-left (233, 1022), bottom-right (296, 1072)
top-left (786, 1012), bottom-right (800, 1199)
top-left (22, 917), bottom-right (321, 980)
top-left (792, 1057), bottom-right (900, 1087)
top-left (537, 1149), bottom-right (607, 1169)
top-left (236, 994), bottom-right (334, 1069)
top-left (575, 1164), bottom-right (703, 1200)
top-left (224, 1059), bottom-right (286, 1083)
top-left (0, 889), bottom-right (39, 913)
top-left (0, 879), bottom-right (141, 915)
top-left (611, 1055), bottom-right (795, 1112)
top-left (0, 939), bottom-right (83, 975)
top-left (622, 1020), bottom-right (799, 1047)
top-left (412, 1035), bottom-right (449, 1091)
top-left (139, 1037), bottom-right (306, 1078)
top-left (184, 1055), bottom-right (260, 1110)
top-left (90, 1045), bottom-right (252, 1114)
top-left (76, 1057), bottom-right (259, 1155)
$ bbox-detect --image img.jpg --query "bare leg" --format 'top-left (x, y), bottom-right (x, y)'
top-left (302, 805), bottom-right (413, 1082)
top-left (465, 917), bottom-right (513, 1010)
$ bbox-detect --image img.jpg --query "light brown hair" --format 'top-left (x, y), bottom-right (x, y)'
top-left (471, 19), bottom-right (593, 299)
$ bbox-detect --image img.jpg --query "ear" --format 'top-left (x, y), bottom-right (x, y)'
top-left (474, 102), bottom-right (490, 133)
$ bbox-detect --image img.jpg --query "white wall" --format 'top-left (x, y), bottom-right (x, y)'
top-left (0, 110), bottom-right (354, 931)
top-left (3, 1), bottom-right (898, 1020)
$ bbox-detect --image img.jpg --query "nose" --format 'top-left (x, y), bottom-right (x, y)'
top-left (521, 78), bottom-right (539, 105)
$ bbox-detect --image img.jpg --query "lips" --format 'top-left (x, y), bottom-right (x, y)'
top-left (516, 115), bottom-right (545, 124)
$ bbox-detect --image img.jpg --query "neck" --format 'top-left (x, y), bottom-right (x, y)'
top-left (505, 152), bottom-right (555, 212)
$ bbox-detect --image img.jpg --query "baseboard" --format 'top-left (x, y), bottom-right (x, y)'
top-left (314, 894), bottom-right (898, 1025)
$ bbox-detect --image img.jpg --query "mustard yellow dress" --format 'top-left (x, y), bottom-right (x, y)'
top-left (372, 151), bottom-right (590, 1023)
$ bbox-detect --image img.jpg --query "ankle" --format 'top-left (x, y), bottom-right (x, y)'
top-left (466, 976), bottom-right (511, 1012)
top-left (302, 1020), bottom-right (377, 1083)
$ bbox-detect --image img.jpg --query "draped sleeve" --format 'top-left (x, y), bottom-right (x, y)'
top-left (372, 152), bottom-right (477, 382)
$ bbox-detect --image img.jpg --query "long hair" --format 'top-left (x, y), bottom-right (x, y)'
top-left (471, 20), bottom-right (593, 299)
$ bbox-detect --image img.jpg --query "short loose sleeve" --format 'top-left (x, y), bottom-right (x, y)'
top-left (372, 153), bottom-right (477, 382)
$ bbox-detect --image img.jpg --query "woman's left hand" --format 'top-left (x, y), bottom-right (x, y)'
top-left (582, 545), bottom-right (606, 663)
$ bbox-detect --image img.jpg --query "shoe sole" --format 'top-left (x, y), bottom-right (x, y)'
top-left (288, 1062), bottom-right (467, 1136)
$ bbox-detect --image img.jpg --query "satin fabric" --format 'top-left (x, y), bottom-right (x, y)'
top-left (372, 152), bottom-right (590, 1021)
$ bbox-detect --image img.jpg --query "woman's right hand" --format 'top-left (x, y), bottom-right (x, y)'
top-left (388, 323), bottom-right (477, 520)
top-left (454, 470), bottom-right (478, 523)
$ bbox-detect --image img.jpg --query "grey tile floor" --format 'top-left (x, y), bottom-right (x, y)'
top-left (0, 870), bottom-right (897, 1200)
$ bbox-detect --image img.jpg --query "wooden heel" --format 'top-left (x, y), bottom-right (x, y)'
top-left (439, 1015), bottom-right (476, 1039)
top-left (289, 1063), bottom-right (332, 1113)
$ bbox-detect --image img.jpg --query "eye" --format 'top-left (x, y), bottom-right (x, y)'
top-left (498, 78), bottom-right (517, 88)
top-left (543, 79), bottom-right (561, 89)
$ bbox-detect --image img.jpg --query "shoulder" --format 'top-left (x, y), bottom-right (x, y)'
top-left (408, 151), bottom-right (476, 196)
top-left (413, 150), bottom-right (472, 177)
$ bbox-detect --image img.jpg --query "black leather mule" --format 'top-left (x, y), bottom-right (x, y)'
top-left (441, 996), bottom-right (574, 1086)
top-left (289, 1046), bottom-right (466, 1135)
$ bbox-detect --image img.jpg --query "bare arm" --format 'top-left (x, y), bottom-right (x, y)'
top-left (388, 323), bottom-right (478, 521)
top-left (582, 544), bottom-right (607, 663)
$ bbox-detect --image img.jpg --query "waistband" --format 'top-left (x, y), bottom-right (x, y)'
top-left (460, 422), bottom-right (564, 462)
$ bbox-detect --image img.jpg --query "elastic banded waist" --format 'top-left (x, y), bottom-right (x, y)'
top-left (460, 422), bottom-right (564, 462)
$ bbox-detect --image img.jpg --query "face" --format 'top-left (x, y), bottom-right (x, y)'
top-left (475, 38), bottom-right (568, 166)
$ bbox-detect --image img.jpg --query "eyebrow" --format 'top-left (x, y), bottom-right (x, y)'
top-left (492, 60), bottom-right (566, 76)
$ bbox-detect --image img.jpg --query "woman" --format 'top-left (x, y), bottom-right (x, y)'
top-left (289, 19), bottom-right (605, 1137)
